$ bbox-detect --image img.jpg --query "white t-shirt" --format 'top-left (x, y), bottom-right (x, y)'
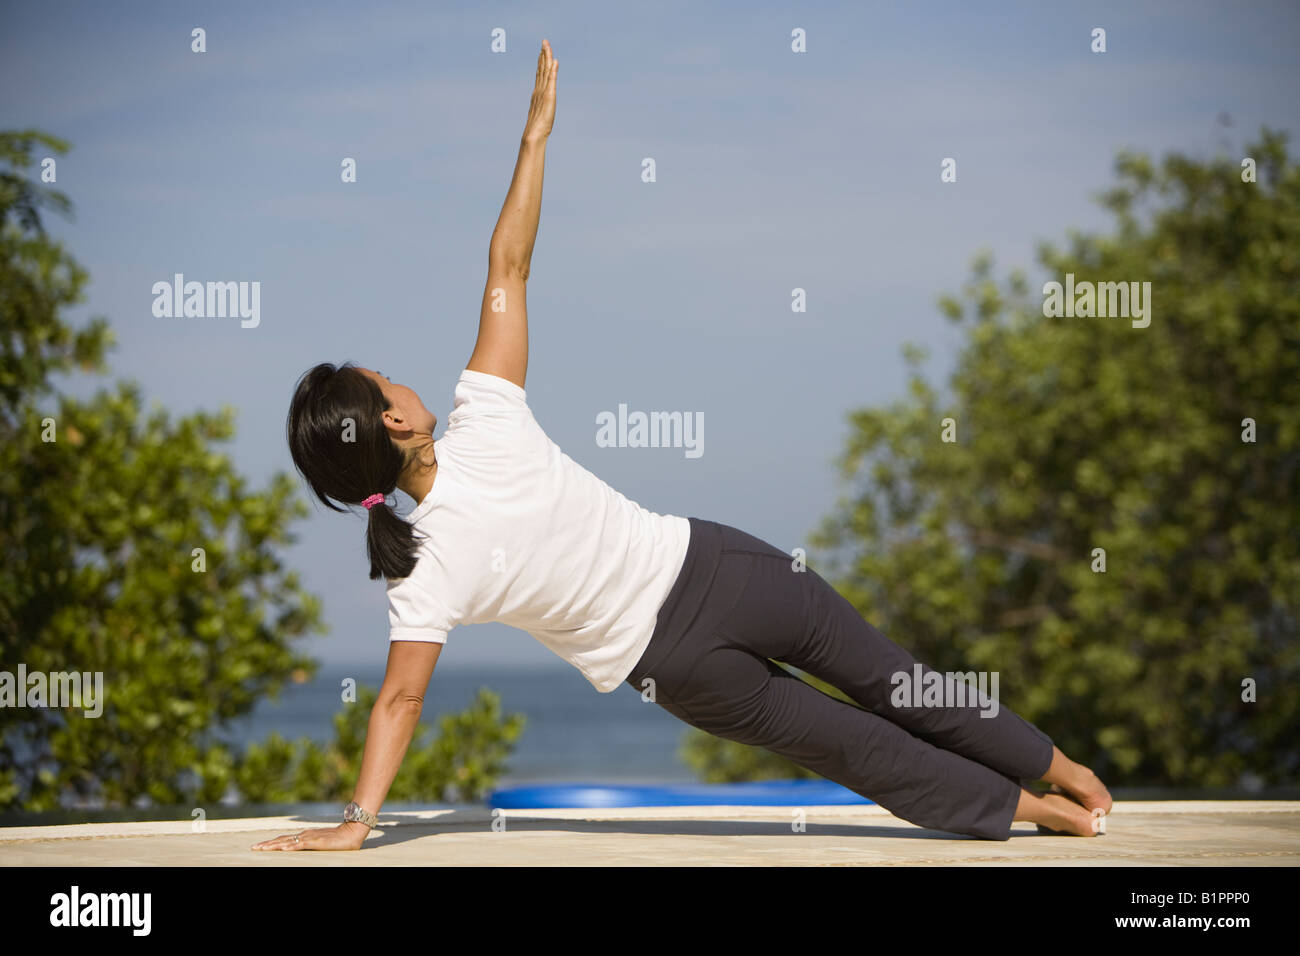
top-left (386, 368), bottom-right (691, 692)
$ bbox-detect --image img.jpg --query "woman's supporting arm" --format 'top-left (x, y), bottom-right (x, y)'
top-left (346, 640), bottom-right (443, 831)
top-left (251, 640), bottom-right (441, 851)
top-left (467, 39), bottom-right (557, 391)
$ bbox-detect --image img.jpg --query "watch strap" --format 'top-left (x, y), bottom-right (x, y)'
top-left (344, 801), bottom-right (378, 828)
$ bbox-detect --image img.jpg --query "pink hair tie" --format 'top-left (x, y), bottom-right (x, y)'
top-left (362, 493), bottom-right (386, 510)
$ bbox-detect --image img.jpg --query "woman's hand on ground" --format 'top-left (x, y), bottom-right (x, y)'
top-left (522, 39), bottom-right (557, 143)
top-left (251, 823), bottom-right (368, 852)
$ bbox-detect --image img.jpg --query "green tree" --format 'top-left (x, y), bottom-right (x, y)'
top-left (0, 130), bottom-right (524, 810)
top-left (684, 128), bottom-right (1300, 789)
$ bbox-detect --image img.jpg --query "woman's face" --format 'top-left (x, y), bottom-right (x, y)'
top-left (358, 367), bottom-right (437, 435)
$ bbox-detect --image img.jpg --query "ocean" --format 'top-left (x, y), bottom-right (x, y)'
top-left (216, 662), bottom-right (700, 787)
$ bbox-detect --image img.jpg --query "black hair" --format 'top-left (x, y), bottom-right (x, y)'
top-left (286, 361), bottom-right (425, 580)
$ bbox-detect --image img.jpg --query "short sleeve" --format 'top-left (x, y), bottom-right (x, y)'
top-left (387, 572), bottom-right (457, 644)
top-left (445, 369), bottom-right (529, 427)
top-left (439, 368), bottom-right (543, 470)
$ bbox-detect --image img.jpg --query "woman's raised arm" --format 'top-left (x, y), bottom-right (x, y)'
top-left (467, 39), bottom-right (558, 391)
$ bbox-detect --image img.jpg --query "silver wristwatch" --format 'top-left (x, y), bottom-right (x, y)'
top-left (343, 801), bottom-right (378, 828)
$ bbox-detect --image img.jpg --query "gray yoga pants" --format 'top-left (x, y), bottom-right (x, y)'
top-left (625, 517), bottom-right (1056, 840)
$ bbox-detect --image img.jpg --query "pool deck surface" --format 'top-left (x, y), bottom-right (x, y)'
top-left (2, 800), bottom-right (1298, 866)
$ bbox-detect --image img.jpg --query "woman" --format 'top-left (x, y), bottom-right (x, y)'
top-left (255, 40), bottom-right (1111, 852)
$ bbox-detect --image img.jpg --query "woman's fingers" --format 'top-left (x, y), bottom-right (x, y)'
top-left (250, 831), bottom-right (306, 850)
top-left (536, 40), bottom-right (554, 91)
top-left (539, 48), bottom-right (556, 101)
top-left (250, 826), bottom-right (364, 851)
top-left (536, 40), bottom-right (551, 88)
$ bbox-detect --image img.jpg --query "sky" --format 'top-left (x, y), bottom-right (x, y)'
top-left (4, 0), bottom-right (1298, 672)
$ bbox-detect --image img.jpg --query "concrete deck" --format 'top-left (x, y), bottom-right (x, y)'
top-left (2, 801), bottom-right (1297, 866)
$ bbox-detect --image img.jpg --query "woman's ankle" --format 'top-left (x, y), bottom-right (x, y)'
top-left (1039, 746), bottom-right (1083, 789)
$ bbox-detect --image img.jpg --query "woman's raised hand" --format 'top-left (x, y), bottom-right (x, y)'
top-left (522, 39), bottom-right (557, 143)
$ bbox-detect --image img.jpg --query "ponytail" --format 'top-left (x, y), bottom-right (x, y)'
top-left (364, 494), bottom-right (421, 580)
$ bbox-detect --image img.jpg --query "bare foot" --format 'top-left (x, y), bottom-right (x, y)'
top-left (1032, 791), bottom-right (1100, 836)
top-left (1059, 765), bottom-right (1113, 817)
